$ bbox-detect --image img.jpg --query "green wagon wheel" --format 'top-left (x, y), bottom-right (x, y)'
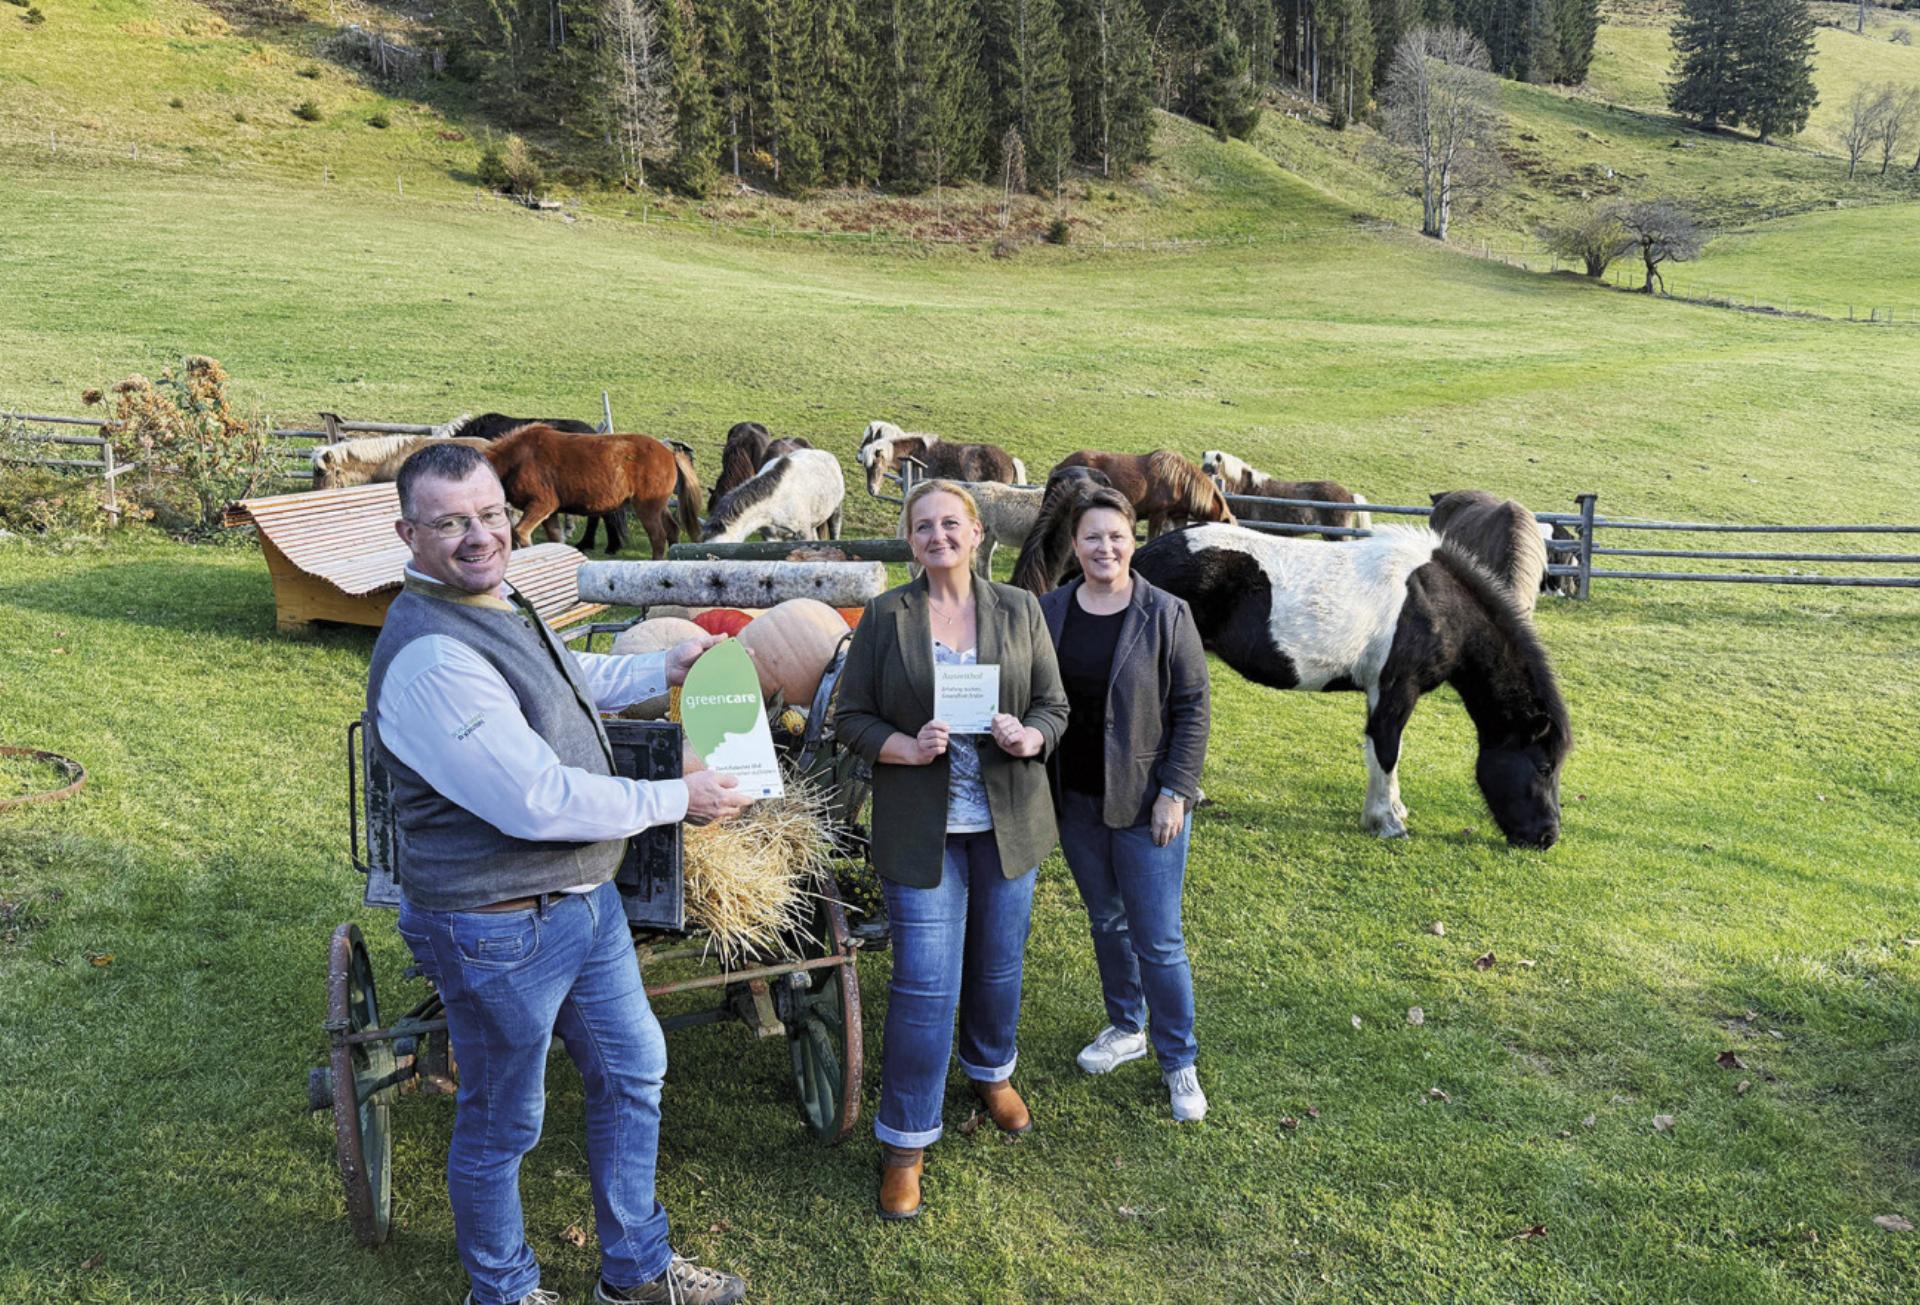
top-left (787, 880), bottom-right (863, 1145)
top-left (326, 923), bottom-right (397, 1247)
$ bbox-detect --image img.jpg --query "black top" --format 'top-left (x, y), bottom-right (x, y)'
top-left (1056, 597), bottom-right (1127, 795)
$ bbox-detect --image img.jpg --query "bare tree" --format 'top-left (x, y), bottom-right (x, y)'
top-left (605, 0), bottom-right (675, 190)
top-left (1380, 26), bottom-right (1505, 242)
top-left (1842, 86), bottom-right (1886, 179)
top-left (1617, 199), bottom-right (1708, 294)
top-left (999, 126), bottom-right (1027, 228)
top-left (1540, 206), bottom-right (1631, 278)
top-left (1876, 84), bottom-right (1918, 175)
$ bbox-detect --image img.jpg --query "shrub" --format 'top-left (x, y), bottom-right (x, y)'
top-left (233, 110), bottom-right (248, 124)
top-left (367, 110), bottom-right (390, 129)
top-left (292, 99), bottom-right (322, 122)
top-left (22, 5), bottom-right (45, 22)
top-left (297, 65), bottom-right (321, 79)
top-left (991, 234), bottom-right (1021, 259)
top-left (1894, 29), bottom-right (1913, 45)
top-left (499, 134), bottom-right (543, 197)
top-left (169, 96), bottom-right (185, 109)
top-left (84, 356), bottom-right (277, 536)
top-left (476, 137), bottom-right (509, 189)
top-left (1046, 216), bottom-right (1071, 245)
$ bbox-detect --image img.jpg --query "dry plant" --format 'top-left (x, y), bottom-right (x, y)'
top-left (682, 774), bottom-right (836, 966)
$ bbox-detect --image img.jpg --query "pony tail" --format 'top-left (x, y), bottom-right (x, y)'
top-left (673, 449), bottom-right (706, 540)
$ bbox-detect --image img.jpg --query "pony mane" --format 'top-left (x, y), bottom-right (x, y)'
top-left (1431, 538), bottom-right (1570, 751)
top-left (311, 434), bottom-right (430, 468)
top-left (1430, 492), bottom-right (1547, 608)
top-left (431, 412), bottom-right (475, 439)
top-left (705, 449), bottom-right (794, 529)
top-left (1147, 449), bottom-right (1232, 523)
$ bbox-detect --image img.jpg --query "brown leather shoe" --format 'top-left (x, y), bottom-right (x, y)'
top-left (971, 1078), bottom-right (1033, 1135)
top-left (877, 1144), bottom-right (924, 1220)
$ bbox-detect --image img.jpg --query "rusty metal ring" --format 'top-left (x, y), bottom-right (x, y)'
top-left (0, 747), bottom-right (87, 812)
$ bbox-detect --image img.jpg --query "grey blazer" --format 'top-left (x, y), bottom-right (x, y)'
top-left (1039, 574), bottom-right (1210, 829)
top-left (835, 574), bottom-right (1070, 888)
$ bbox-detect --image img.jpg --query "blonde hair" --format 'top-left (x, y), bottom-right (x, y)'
top-left (899, 478), bottom-right (982, 538)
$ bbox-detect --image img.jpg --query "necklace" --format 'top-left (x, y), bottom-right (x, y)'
top-left (928, 592), bottom-right (972, 618)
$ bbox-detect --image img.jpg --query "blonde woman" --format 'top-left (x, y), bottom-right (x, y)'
top-left (835, 480), bottom-right (1069, 1220)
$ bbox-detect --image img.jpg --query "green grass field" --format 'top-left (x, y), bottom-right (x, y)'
top-left (5, 7), bottom-right (1920, 1301)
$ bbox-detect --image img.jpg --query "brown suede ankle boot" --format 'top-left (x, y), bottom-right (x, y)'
top-left (971, 1078), bottom-right (1033, 1135)
top-left (877, 1144), bottom-right (924, 1220)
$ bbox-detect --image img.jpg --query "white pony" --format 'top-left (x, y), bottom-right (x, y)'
top-left (701, 447), bottom-right (845, 542)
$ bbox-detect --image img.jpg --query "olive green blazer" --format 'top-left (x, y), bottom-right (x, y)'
top-left (835, 574), bottom-right (1069, 888)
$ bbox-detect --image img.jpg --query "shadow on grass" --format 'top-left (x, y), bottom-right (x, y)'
top-left (5, 555), bottom-right (375, 646)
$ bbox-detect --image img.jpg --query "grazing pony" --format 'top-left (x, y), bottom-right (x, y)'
top-left (713, 422), bottom-right (815, 500)
top-left (440, 412), bottom-right (634, 554)
top-left (1052, 449), bottom-right (1235, 538)
top-left (857, 420), bottom-right (1026, 496)
top-left (485, 424), bottom-right (704, 558)
top-left (1426, 491), bottom-right (1550, 615)
top-left (701, 447), bottom-right (846, 543)
top-left (1132, 525), bottom-right (1571, 848)
top-left (1010, 465), bottom-right (1116, 593)
top-left (312, 435), bottom-right (493, 490)
top-left (1200, 450), bottom-right (1371, 540)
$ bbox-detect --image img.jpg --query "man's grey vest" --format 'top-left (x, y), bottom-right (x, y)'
top-left (366, 577), bottom-right (626, 911)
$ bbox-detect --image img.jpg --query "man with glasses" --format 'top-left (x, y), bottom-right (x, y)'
top-left (368, 441), bottom-right (753, 1305)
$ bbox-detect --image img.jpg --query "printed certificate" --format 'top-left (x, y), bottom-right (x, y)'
top-left (934, 663), bottom-right (1000, 734)
top-left (679, 640), bottom-right (783, 798)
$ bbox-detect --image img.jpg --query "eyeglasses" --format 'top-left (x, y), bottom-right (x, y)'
top-left (412, 506), bottom-right (511, 539)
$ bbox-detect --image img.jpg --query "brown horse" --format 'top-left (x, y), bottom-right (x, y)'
top-left (1201, 450), bottom-right (1370, 541)
top-left (712, 422), bottom-right (815, 500)
top-left (486, 424), bottom-right (704, 559)
top-left (1051, 449), bottom-right (1235, 538)
top-left (858, 421), bottom-right (1026, 496)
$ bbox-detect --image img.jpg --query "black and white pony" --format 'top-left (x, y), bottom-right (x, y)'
top-left (700, 447), bottom-right (845, 542)
top-left (1132, 525), bottom-right (1571, 848)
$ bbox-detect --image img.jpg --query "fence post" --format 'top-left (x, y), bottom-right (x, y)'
top-left (601, 391), bottom-right (614, 434)
top-left (1575, 492), bottom-right (1597, 601)
top-left (101, 439), bottom-right (119, 525)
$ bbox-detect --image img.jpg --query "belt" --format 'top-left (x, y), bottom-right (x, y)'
top-left (470, 891), bottom-right (569, 913)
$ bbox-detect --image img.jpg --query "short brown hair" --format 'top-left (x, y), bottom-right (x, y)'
top-left (1068, 486), bottom-right (1136, 536)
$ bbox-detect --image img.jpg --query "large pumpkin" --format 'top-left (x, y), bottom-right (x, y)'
top-left (611, 617), bottom-right (706, 719)
top-left (736, 598), bottom-right (848, 706)
top-left (835, 606), bottom-right (865, 629)
top-left (692, 608), bottom-right (755, 638)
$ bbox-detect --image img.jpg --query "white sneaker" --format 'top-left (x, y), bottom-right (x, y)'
top-left (1164, 1066), bottom-right (1207, 1122)
top-left (1076, 1024), bottom-right (1148, 1074)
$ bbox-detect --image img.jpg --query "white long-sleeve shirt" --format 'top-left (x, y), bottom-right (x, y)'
top-left (376, 616), bottom-right (690, 847)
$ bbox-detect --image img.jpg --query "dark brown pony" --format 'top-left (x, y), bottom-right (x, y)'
top-left (1052, 449), bottom-right (1235, 538)
top-left (1428, 490), bottom-right (1549, 614)
top-left (1011, 465), bottom-right (1114, 593)
top-left (1200, 451), bottom-right (1370, 541)
top-left (713, 422), bottom-right (815, 500)
top-left (858, 422), bottom-right (1026, 495)
top-left (486, 424), bottom-right (704, 559)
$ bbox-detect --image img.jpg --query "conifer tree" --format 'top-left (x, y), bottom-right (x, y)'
top-left (984, 0), bottom-right (1077, 191)
top-left (665, 0), bottom-right (721, 194)
top-left (1320, 0), bottom-right (1374, 127)
top-left (1194, 2), bottom-right (1262, 137)
top-left (699, 0), bottom-right (751, 177)
top-left (1668, 0), bottom-right (1741, 130)
top-left (1548, 0), bottom-right (1597, 82)
top-left (885, 0), bottom-right (989, 190)
top-left (1734, 0), bottom-right (1817, 143)
top-left (1064, 0), bottom-right (1155, 175)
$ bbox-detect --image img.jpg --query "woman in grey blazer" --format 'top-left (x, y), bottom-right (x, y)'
top-left (1036, 487), bottom-right (1212, 1122)
top-left (835, 479), bottom-right (1069, 1220)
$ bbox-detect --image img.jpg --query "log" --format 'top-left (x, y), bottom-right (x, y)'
top-left (578, 560), bottom-right (890, 609)
top-left (667, 538), bottom-right (914, 564)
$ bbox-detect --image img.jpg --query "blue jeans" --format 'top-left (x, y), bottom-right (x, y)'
top-left (397, 881), bottom-right (671, 1305)
top-left (1057, 788), bottom-right (1198, 1072)
top-left (875, 832), bottom-right (1037, 1148)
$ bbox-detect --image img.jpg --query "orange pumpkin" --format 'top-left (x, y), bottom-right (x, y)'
top-left (836, 606), bottom-right (865, 629)
top-left (611, 617), bottom-right (705, 719)
top-left (736, 598), bottom-right (848, 706)
top-left (693, 608), bottom-right (755, 637)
